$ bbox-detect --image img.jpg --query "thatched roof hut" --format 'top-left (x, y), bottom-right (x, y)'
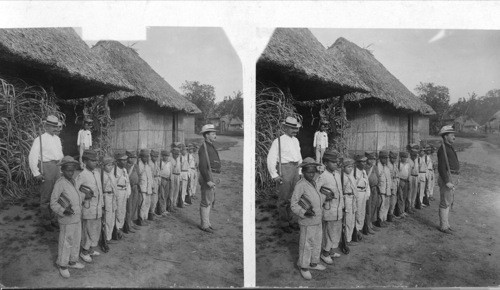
top-left (0, 28), bottom-right (134, 98)
top-left (257, 28), bottom-right (370, 100)
top-left (327, 37), bottom-right (435, 115)
top-left (92, 40), bottom-right (201, 114)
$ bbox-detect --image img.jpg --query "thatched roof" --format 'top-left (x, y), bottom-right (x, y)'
top-left (257, 28), bottom-right (370, 101)
top-left (229, 116), bottom-right (243, 125)
top-left (0, 28), bottom-right (134, 98)
top-left (92, 41), bottom-right (201, 114)
top-left (327, 37), bottom-right (435, 115)
top-left (489, 110), bottom-right (500, 121)
top-left (464, 118), bottom-right (479, 127)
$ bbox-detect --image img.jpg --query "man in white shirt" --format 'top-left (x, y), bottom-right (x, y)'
top-left (29, 115), bottom-right (64, 231)
top-left (424, 145), bottom-right (435, 204)
top-left (77, 118), bottom-right (93, 168)
top-left (267, 116), bottom-right (303, 233)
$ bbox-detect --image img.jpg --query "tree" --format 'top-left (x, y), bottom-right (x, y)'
top-left (415, 82), bottom-right (451, 135)
top-left (181, 81), bottom-right (216, 131)
top-left (213, 90), bottom-right (243, 121)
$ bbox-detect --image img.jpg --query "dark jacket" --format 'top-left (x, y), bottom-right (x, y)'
top-left (198, 140), bottom-right (221, 183)
top-left (437, 142), bottom-right (460, 183)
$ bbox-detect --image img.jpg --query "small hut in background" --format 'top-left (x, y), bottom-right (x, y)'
top-left (487, 110), bottom-right (500, 133)
top-left (92, 41), bottom-right (201, 152)
top-left (454, 116), bottom-right (479, 132)
top-left (326, 37), bottom-right (435, 154)
top-left (257, 28), bottom-right (370, 158)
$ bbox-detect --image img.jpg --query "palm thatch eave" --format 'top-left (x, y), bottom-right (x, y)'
top-left (92, 40), bottom-right (201, 114)
top-left (327, 37), bottom-right (435, 116)
top-left (0, 27), bottom-right (134, 98)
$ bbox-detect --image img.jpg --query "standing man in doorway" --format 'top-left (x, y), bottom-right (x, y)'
top-left (437, 125), bottom-right (460, 234)
top-left (198, 124), bottom-right (221, 233)
top-left (29, 115), bottom-right (64, 231)
top-left (267, 116), bottom-right (303, 234)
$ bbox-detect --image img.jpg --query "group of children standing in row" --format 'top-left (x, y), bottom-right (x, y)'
top-left (293, 143), bottom-right (436, 280)
top-left (50, 143), bottom-right (200, 278)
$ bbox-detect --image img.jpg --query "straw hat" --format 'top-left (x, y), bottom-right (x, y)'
top-left (439, 125), bottom-right (456, 136)
top-left (101, 156), bottom-right (114, 166)
top-left (139, 149), bottom-right (150, 157)
top-left (161, 150), bottom-right (170, 156)
top-left (389, 151), bottom-right (398, 158)
top-left (126, 150), bottom-right (137, 158)
top-left (323, 150), bottom-right (339, 163)
top-left (282, 116), bottom-right (301, 128)
top-left (365, 151), bottom-right (377, 160)
top-left (354, 154), bottom-right (367, 162)
top-left (43, 115), bottom-right (59, 127)
top-left (114, 151), bottom-right (128, 160)
top-left (200, 124), bottom-right (217, 134)
top-left (150, 150), bottom-right (160, 157)
top-left (342, 158), bottom-right (355, 167)
top-left (399, 151), bottom-right (409, 158)
top-left (379, 150), bottom-right (389, 159)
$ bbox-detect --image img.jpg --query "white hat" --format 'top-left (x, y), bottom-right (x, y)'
top-left (438, 125), bottom-right (456, 136)
top-left (200, 124), bottom-right (217, 134)
top-left (282, 116), bottom-right (301, 128)
top-left (43, 115), bottom-right (59, 127)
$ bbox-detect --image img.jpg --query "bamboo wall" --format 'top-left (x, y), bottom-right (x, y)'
top-left (346, 105), bottom-right (408, 154)
top-left (109, 100), bottom-right (188, 151)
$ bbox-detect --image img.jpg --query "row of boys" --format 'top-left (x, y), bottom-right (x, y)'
top-left (292, 145), bottom-right (436, 280)
top-left (49, 143), bottom-right (200, 278)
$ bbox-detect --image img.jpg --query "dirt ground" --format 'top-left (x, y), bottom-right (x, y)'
top-left (0, 136), bottom-right (243, 288)
top-left (256, 137), bottom-right (500, 287)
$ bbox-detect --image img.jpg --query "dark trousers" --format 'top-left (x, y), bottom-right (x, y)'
top-left (397, 179), bottom-right (409, 215)
top-left (277, 163), bottom-right (300, 228)
top-left (127, 184), bottom-right (142, 221)
top-left (39, 161), bottom-right (60, 226)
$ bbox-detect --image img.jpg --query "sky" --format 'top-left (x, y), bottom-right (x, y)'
top-left (85, 27), bottom-right (242, 102)
top-left (310, 29), bottom-right (500, 104)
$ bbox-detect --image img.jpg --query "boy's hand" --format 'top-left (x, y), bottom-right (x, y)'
top-left (63, 208), bottom-right (74, 216)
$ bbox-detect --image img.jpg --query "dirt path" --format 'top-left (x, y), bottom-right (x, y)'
top-left (256, 138), bottom-right (500, 287)
top-left (0, 138), bottom-right (243, 287)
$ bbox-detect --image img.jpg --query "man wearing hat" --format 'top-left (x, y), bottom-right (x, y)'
top-left (424, 145), bottom-right (435, 203)
top-left (125, 150), bottom-right (141, 228)
top-left (397, 151), bottom-right (411, 218)
top-left (408, 148), bottom-right (420, 214)
top-left (342, 158), bottom-right (358, 244)
top-left (316, 150), bottom-right (343, 264)
top-left (437, 125), bottom-right (460, 234)
top-left (267, 116), bottom-right (303, 233)
top-left (149, 149), bottom-right (161, 220)
top-left (169, 147), bottom-right (182, 213)
top-left (138, 149), bottom-right (153, 224)
top-left (387, 151), bottom-right (400, 221)
top-left (179, 144), bottom-right (191, 207)
top-left (290, 157), bottom-right (325, 280)
top-left (114, 152), bottom-right (131, 235)
top-left (157, 149), bottom-right (172, 216)
top-left (364, 152), bottom-right (381, 232)
top-left (29, 115), bottom-right (64, 231)
top-left (198, 124), bottom-right (222, 233)
top-left (50, 156), bottom-right (85, 278)
top-left (77, 118), bottom-right (93, 168)
top-left (313, 120), bottom-right (329, 164)
top-left (353, 154), bottom-right (371, 235)
top-left (75, 149), bottom-right (103, 262)
top-left (416, 147), bottom-right (428, 209)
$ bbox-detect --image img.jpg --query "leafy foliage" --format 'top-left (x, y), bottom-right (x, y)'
top-left (415, 82), bottom-right (451, 134)
top-left (213, 91), bottom-right (243, 121)
top-left (181, 81), bottom-right (216, 131)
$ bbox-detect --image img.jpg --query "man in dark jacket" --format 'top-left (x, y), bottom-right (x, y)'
top-left (198, 124), bottom-right (221, 233)
top-left (437, 125), bottom-right (460, 234)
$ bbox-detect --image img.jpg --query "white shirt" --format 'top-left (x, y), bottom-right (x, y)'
top-left (425, 155), bottom-right (433, 170)
top-left (158, 160), bottom-right (172, 179)
top-left (29, 132), bottom-right (64, 176)
top-left (267, 134), bottom-right (302, 179)
top-left (313, 131), bottom-right (328, 148)
top-left (398, 161), bottom-right (411, 180)
top-left (77, 129), bottom-right (92, 149)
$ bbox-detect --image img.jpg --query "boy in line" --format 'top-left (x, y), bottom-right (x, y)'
top-left (138, 149), bottom-right (153, 224)
top-left (76, 150), bottom-right (103, 263)
top-left (290, 157), bottom-right (325, 280)
top-left (149, 150), bottom-right (161, 220)
top-left (169, 148), bottom-right (181, 213)
top-left (316, 151), bottom-right (343, 265)
top-left (114, 152), bottom-right (131, 235)
top-left (157, 149), bottom-right (171, 216)
top-left (50, 156), bottom-right (85, 278)
top-left (102, 156), bottom-right (117, 242)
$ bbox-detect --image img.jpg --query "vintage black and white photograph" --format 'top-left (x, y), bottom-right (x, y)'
top-left (0, 27), bottom-right (243, 287)
top-left (255, 28), bottom-right (500, 287)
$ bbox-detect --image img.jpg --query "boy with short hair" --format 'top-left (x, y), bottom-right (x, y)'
top-left (169, 148), bottom-right (181, 213)
top-left (75, 150), bottom-right (103, 263)
top-left (138, 149), bottom-right (153, 224)
top-left (290, 157), bottom-right (325, 280)
top-left (50, 156), bottom-right (85, 278)
top-left (114, 152), bottom-right (130, 235)
top-left (342, 158), bottom-right (358, 244)
top-left (149, 150), bottom-right (161, 220)
top-left (179, 144), bottom-right (191, 206)
top-left (397, 151), bottom-right (410, 218)
top-left (102, 156), bottom-right (117, 242)
top-left (158, 150), bottom-right (172, 216)
top-left (316, 151), bottom-right (343, 265)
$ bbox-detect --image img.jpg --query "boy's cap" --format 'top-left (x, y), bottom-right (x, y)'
top-left (82, 150), bottom-right (98, 161)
